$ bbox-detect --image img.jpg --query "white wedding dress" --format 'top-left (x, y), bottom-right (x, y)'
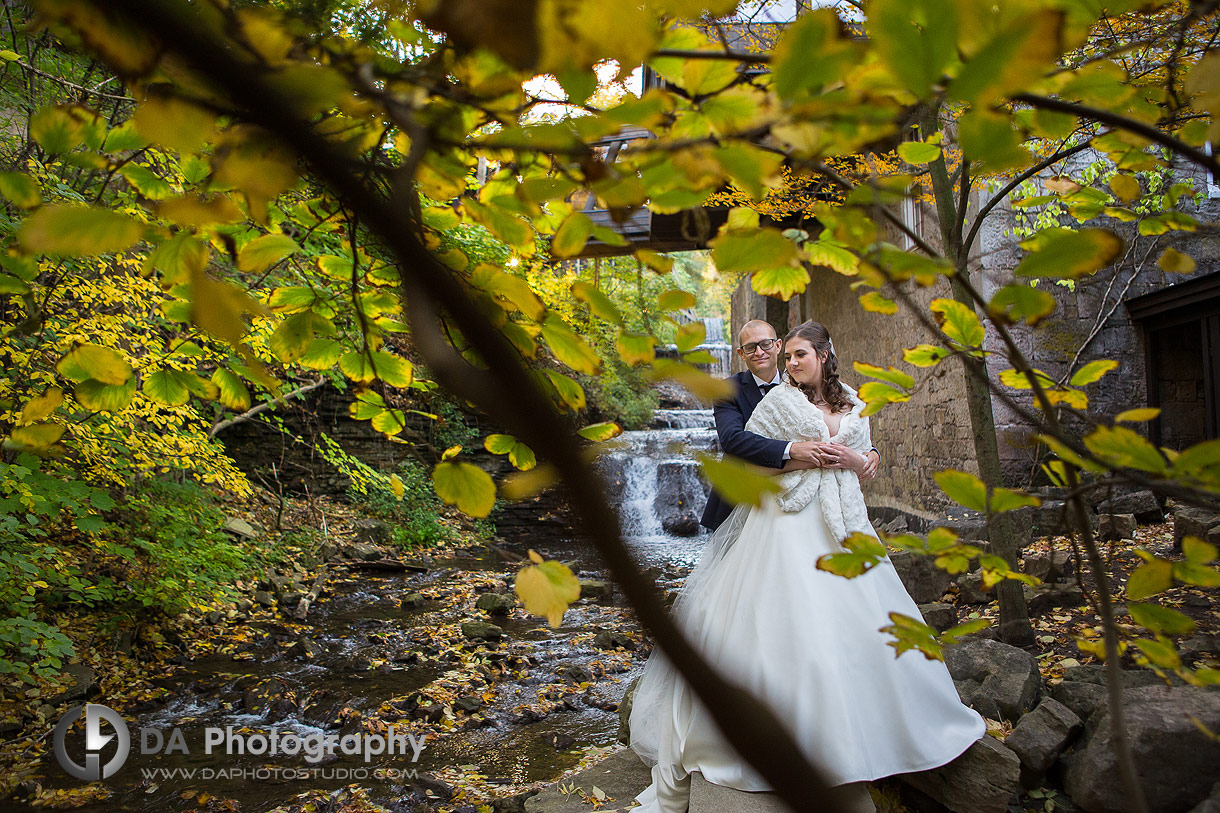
top-left (628, 384), bottom-right (985, 811)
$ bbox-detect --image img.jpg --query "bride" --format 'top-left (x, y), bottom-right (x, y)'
top-left (628, 320), bottom-right (984, 812)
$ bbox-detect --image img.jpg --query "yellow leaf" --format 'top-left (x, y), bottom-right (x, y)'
top-left (238, 233), bottom-right (301, 274)
top-left (7, 422), bottom-right (65, 451)
top-left (190, 266), bottom-right (267, 347)
top-left (133, 92), bottom-right (217, 153)
top-left (514, 553), bottom-right (580, 628)
top-left (432, 461), bottom-right (496, 517)
top-left (1157, 247), bottom-right (1196, 274)
top-left (390, 474), bottom-right (405, 500)
top-left (18, 205), bottom-right (143, 256)
top-left (157, 195), bottom-right (245, 228)
top-left (18, 387), bottom-right (64, 426)
top-left (1109, 174), bottom-right (1140, 203)
top-left (57, 344), bottom-right (133, 385)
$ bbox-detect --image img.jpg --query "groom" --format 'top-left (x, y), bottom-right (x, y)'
top-left (699, 319), bottom-right (880, 531)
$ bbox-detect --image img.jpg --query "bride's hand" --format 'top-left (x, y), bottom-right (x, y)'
top-left (822, 443), bottom-right (867, 474)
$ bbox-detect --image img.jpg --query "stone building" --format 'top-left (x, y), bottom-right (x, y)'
top-left (731, 158), bottom-right (1220, 517)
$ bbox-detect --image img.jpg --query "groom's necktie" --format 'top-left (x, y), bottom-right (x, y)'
top-left (759, 383), bottom-right (777, 393)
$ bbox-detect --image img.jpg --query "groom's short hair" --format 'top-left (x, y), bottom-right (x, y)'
top-left (738, 319), bottom-right (777, 345)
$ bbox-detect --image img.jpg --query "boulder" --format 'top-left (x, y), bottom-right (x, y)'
top-left (1026, 585), bottom-right (1087, 616)
top-left (1189, 783), bottom-right (1220, 813)
top-left (1175, 507), bottom-right (1220, 552)
top-left (901, 735), bottom-right (1020, 813)
top-left (940, 509), bottom-right (991, 544)
top-left (956, 571), bottom-right (992, 605)
top-left (289, 637), bottom-right (325, 659)
top-left (1096, 513), bottom-right (1137, 541)
top-left (1095, 489), bottom-right (1163, 523)
top-left (475, 592), bottom-right (516, 616)
top-left (400, 592), bottom-right (426, 610)
top-left (523, 747), bottom-right (653, 813)
top-left (653, 461), bottom-right (706, 537)
top-left (889, 552), bottom-right (955, 604)
top-left (351, 518), bottom-right (392, 546)
top-left (918, 602), bottom-right (957, 632)
top-left (254, 589), bottom-right (277, 607)
top-left (1023, 550), bottom-right (1075, 585)
top-left (579, 579), bottom-right (614, 603)
top-left (1064, 686), bottom-right (1220, 813)
top-left (461, 621), bottom-right (503, 642)
top-left (1030, 500), bottom-right (1073, 537)
top-left (1049, 665), bottom-right (1162, 723)
top-left (222, 516), bottom-right (257, 539)
top-left (618, 678), bottom-right (639, 745)
top-left (1004, 698), bottom-right (1082, 781)
top-left (593, 630), bottom-right (637, 651)
top-left (944, 638), bottom-right (1042, 722)
top-left (49, 664), bottom-right (99, 706)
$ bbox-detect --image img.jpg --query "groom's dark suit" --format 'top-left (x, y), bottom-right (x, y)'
top-left (699, 370), bottom-right (790, 531)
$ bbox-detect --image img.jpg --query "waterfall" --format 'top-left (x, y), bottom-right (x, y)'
top-left (600, 409), bottom-right (719, 568)
top-left (662, 315), bottom-right (734, 380)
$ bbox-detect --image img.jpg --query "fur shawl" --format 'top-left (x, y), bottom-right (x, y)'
top-left (745, 381), bottom-right (876, 542)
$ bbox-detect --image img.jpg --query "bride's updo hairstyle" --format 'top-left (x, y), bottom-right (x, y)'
top-left (784, 320), bottom-right (851, 414)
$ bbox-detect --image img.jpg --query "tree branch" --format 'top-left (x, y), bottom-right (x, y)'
top-left (209, 378), bottom-right (329, 438)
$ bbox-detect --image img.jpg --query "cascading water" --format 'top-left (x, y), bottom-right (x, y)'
top-left (602, 408), bottom-right (719, 570)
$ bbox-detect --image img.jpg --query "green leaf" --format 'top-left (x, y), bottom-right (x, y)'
top-left (369, 351), bottom-right (413, 388)
top-left (1132, 637), bottom-right (1181, 670)
top-left (30, 105), bottom-right (85, 154)
top-left (1129, 603), bottom-right (1196, 637)
top-left (903, 344), bottom-right (949, 367)
top-left (870, 0), bottom-right (957, 97)
top-left (657, 289), bottom-right (696, 311)
top-left (987, 284), bottom-right (1057, 326)
top-left (132, 93), bottom-right (216, 153)
top-left (545, 370), bottom-right (586, 411)
top-left (238, 233), bottom-right (301, 274)
top-left (675, 321), bottom-right (706, 354)
top-left (212, 368), bottom-right (251, 411)
top-left (57, 344), bottom-right (133, 385)
top-left (143, 369), bottom-right (190, 406)
top-left (1183, 536), bottom-right (1218, 566)
top-left (990, 488), bottom-right (1041, 513)
top-left (1015, 229), bottom-right (1125, 279)
top-left (816, 533), bottom-right (887, 578)
top-left (551, 211), bottom-right (594, 258)
top-left (1083, 425), bottom-right (1167, 473)
top-left (74, 378), bottom-right (135, 412)
top-left (858, 381), bottom-right (910, 416)
top-left (697, 453), bottom-right (781, 507)
top-left (542, 316), bottom-right (601, 374)
top-left (465, 200), bottom-right (535, 253)
top-left (1116, 407), bottom-right (1160, 423)
top-left (19, 205), bottom-right (144, 257)
top-left (959, 110), bottom-right (1031, 172)
top-left (805, 240), bottom-right (858, 275)
top-left (859, 291), bottom-right (898, 315)
top-left (934, 470), bottom-right (987, 512)
top-left (571, 280), bottom-right (623, 325)
top-left (854, 361), bottom-right (914, 389)
top-left (514, 550), bottom-right (580, 628)
top-left (577, 422), bottom-right (623, 442)
top-left (711, 228), bottom-right (799, 273)
top-left (751, 266), bottom-right (811, 300)
top-left (880, 612), bottom-right (945, 660)
top-left (483, 434), bottom-right (536, 470)
top-left (339, 352), bottom-right (376, 383)
top-left (371, 409), bottom-right (407, 435)
top-left (897, 141), bottom-right (942, 165)
top-left (268, 286), bottom-right (320, 314)
top-left (1127, 558), bottom-right (1174, 600)
top-left (270, 312), bottom-right (317, 362)
top-left (1070, 360), bottom-right (1119, 387)
top-left (432, 460), bottom-right (496, 517)
top-left (617, 333), bottom-right (656, 365)
top-left (7, 423), bottom-right (66, 452)
top-left (471, 265), bottom-right (547, 321)
top-left (118, 164), bottom-right (174, 200)
top-left (929, 299), bottom-right (984, 349)
top-left (0, 173), bottom-right (42, 208)
top-left (299, 338), bottom-right (344, 370)
top-left (1110, 173), bottom-right (1141, 203)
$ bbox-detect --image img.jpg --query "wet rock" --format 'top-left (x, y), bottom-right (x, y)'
top-left (476, 593), bottom-right (516, 616)
top-left (919, 602), bottom-right (957, 632)
top-left (1004, 698), bottom-right (1082, 782)
top-left (222, 516), bottom-right (257, 539)
top-left (653, 461), bottom-right (705, 537)
top-left (289, 637), bottom-right (325, 659)
top-left (557, 664), bottom-right (593, 684)
top-left (236, 599), bottom-right (253, 614)
top-left (455, 695), bottom-right (483, 713)
top-left (889, 552), bottom-right (955, 604)
top-left (461, 621), bottom-right (503, 642)
top-left (901, 735), bottom-right (1020, 813)
top-left (546, 732), bottom-right (576, 750)
top-left (579, 579), bottom-right (613, 603)
top-left (523, 747), bottom-right (653, 813)
top-left (1176, 506), bottom-right (1220, 551)
top-left (944, 638), bottom-right (1041, 722)
top-left (1096, 513), bottom-right (1136, 541)
top-left (593, 630), bottom-right (637, 651)
top-left (1064, 686), bottom-right (1220, 813)
top-left (400, 592), bottom-right (427, 610)
top-left (49, 664), bottom-right (99, 706)
top-left (618, 678), bottom-right (639, 745)
top-left (413, 703), bottom-right (446, 723)
top-left (1096, 489), bottom-right (1163, 523)
top-left (254, 590), bottom-right (277, 607)
top-left (204, 610), bottom-right (222, 624)
top-left (1023, 550), bottom-right (1074, 585)
top-left (242, 677), bottom-right (290, 716)
top-left (319, 541), bottom-right (340, 561)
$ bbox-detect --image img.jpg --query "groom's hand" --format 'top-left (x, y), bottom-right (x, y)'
top-left (789, 440), bottom-right (831, 465)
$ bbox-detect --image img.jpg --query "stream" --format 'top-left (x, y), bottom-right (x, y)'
top-left (19, 402), bottom-right (724, 812)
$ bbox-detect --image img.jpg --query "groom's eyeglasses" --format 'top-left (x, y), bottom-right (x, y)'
top-left (739, 338), bottom-right (777, 355)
